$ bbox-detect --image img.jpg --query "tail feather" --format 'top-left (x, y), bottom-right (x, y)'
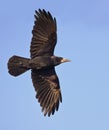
top-left (8, 55), bottom-right (30, 76)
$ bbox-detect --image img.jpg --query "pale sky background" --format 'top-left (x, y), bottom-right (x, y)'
top-left (1, 0), bottom-right (109, 130)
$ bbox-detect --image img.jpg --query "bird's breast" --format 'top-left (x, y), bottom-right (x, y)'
top-left (29, 56), bottom-right (54, 70)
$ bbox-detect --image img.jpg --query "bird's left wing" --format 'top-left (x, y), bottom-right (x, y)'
top-left (30, 9), bottom-right (57, 58)
top-left (31, 68), bottom-right (62, 116)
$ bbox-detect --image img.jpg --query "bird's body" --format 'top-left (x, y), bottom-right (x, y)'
top-left (7, 9), bottom-right (70, 116)
top-left (29, 56), bottom-right (64, 69)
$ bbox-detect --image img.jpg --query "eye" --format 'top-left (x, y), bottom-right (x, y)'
top-left (56, 58), bottom-right (61, 62)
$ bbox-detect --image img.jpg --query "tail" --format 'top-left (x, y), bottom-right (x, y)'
top-left (8, 55), bottom-right (30, 76)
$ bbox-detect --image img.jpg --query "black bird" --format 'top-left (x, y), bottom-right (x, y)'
top-left (7, 9), bottom-right (70, 116)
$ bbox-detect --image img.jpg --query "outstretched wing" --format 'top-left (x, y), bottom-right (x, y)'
top-left (31, 68), bottom-right (62, 116)
top-left (30, 9), bottom-right (57, 59)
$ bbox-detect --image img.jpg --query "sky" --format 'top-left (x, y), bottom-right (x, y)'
top-left (1, 0), bottom-right (109, 130)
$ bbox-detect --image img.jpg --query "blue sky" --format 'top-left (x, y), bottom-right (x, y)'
top-left (1, 0), bottom-right (109, 130)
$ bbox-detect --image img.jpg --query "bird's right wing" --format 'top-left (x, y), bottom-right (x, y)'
top-left (30, 9), bottom-right (57, 59)
top-left (31, 67), bottom-right (62, 116)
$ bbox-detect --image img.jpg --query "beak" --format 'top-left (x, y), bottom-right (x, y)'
top-left (61, 58), bottom-right (71, 63)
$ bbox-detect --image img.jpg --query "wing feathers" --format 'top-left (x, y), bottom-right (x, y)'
top-left (30, 9), bottom-right (57, 58)
top-left (30, 9), bottom-right (61, 116)
top-left (31, 68), bottom-right (62, 116)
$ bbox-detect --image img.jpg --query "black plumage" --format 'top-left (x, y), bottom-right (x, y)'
top-left (7, 9), bottom-right (70, 116)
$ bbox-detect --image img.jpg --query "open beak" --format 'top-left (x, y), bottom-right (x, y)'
top-left (61, 58), bottom-right (71, 63)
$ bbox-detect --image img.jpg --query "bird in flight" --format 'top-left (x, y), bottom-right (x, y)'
top-left (7, 9), bottom-right (70, 116)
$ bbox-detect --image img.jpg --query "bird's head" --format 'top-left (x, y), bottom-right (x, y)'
top-left (51, 56), bottom-right (70, 66)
